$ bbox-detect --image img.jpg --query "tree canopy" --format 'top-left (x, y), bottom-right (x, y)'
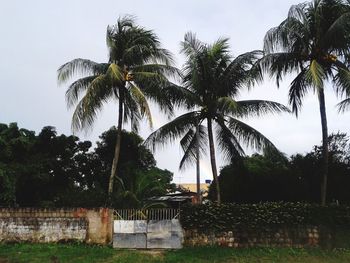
top-left (209, 132), bottom-right (350, 204)
top-left (0, 123), bottom-right (174, 208)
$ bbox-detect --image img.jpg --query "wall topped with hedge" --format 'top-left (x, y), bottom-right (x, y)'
top-left (180, 202), bottom-right (350, 248)
top-left (180, 202), bottom-right (350, 231)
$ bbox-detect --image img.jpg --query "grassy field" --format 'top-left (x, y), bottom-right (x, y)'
top-left (1, 244), bottom-right (350, 263)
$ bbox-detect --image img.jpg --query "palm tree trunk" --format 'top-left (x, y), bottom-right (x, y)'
top-left (196, 123), bottom-right (201, 204)
top-left (207, 118), bottom-right (221, 203)
top-left (108, 92), bottom-right (124, 200)
top-left (318, 88), bottom-right (329, 206)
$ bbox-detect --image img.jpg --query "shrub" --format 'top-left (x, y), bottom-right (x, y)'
top-left (180, 202), bottom-right (350, 232)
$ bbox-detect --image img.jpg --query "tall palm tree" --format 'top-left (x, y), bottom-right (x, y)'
top-left (262, 0), bottom-right (350, 205)
top-left (145, 33), bottom-right (290, 203)
top-left (57, 16), bottom-right (178, 200)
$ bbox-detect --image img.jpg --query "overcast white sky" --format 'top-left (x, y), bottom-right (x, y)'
top-left (1, 0), bottom-right (350, 183)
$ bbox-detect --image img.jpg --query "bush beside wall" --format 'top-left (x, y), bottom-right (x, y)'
top-left (180, 203), bottom-right (350, 248)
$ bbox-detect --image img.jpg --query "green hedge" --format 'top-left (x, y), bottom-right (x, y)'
top-left (180, 202), bottom-right (350, 231)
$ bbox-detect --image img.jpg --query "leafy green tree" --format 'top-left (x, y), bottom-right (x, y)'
top-left (0, 123), bottom-right (93, 207)
top-left (146, 33), bottom-right (289, 203)
top-left (57, 15), bottom-right (178, 200)
top-left (290, 133), bottom-right (350, 203)
top-left (0, 123), bottom-right (175, 207)
top-left (115, 168), bottom-right (175, 208)
top-left (213, 133), bottom-right (350, 204)
top-left (94, 127), bottom-right (176, 208)
top-left (208, 154), bottom-right (305, 203)
top-left (0, 123), bottom-right (30, 205)
top-left (0, 123), bottom-right (38, 206)
top-left (262, 0), bottom-right (350, 204)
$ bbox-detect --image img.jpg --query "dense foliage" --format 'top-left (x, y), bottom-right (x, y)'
top-left (208, 133), bottom-right (350, 204)
top-left (180, 202), bottom-right (350, 231)
top-left (0, 123), bottom-right (174, 207)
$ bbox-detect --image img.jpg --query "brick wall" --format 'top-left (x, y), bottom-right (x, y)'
top-left (0, 208), bottom-right (113, 244)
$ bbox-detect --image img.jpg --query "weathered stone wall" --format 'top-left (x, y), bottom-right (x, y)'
top-left (85, 208), bottom-right (113, 244)
top-left (0, 208), bottom-right (113, 244)
top-left (0, 218), bottom-right (87, 243)
top-left (184, 226), bottom-right (327, 248)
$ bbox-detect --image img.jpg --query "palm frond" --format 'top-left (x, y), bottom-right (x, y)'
top-left (144, 111), bottom-right (200, 152)
top-left (260, 52), bottom-right (303, 87)
top-left (132, 64), bottom-right (182, 81)
top-left (226, 116), bottom-right (278, 153)
top-left (129, 83), bottom-right (153, 128)
top-left (133, 71), bottom-right (175, 116)
top-left (162, 84), bottom-right (199, 109)
top-left (234, 100), bottom-right (291, 117)
top-left (180, 32), bottom-right (203, 58)
top-left (106, 63), bottom-right (123, 83)
top-left (217, 97), bottom-right (238, 114)
top-left (208, 37), bottom-right (231, 62)
top-left (264, 3), bottom-right (310, 54)
top-left (122, 88), bottom-right (142, 132)
top-left (179, 124), bottom-right (207, 170)
top-left (215, 118), bottom-right (245, 162)
top-left (65, 76), bottom-right (98, 108)
top-left (220, 50), bottom-right (264, 94)
top-left (337, 97), bottom-right (350, 112)
top-left (305, 59), bottom-right (326, 90)
top-left (288, 69), bottom-right (309, 116)
top-left (114, 25), bottom-right (174, 66)
top-left (323, 10), bottom-right (350, 51)
top-left (333, 67), bottom-right (350, 97)
top-left (70, 75), bottom-right (113, 133)
top-left (57, 59), bottom-right (109, 84)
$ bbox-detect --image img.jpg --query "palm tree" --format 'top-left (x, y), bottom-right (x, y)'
top-left (262, 0), bottom-right (350, 205)
top-left (57, 16), bottom-right (178, 201)
top-left (145, 33), bottom-right (290, 203)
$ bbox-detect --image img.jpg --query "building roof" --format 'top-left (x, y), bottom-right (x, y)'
top-left (178, 183), bottom-right (210, 193)
top-left (146, 195), bottom-right (192, 202)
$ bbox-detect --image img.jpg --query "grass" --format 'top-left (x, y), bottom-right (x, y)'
top-left (1, 243), bottom-right (350, 263)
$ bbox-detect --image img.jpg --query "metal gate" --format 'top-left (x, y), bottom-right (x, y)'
top-left (113, 208), bottom-right (183, 249)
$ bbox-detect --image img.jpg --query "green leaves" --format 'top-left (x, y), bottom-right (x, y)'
top-left (179, 125), bottom-right (207, 170)
top-left (58, 15), bottom-right (177, 135)
top-left (337, 98), bottom-right (350, 112)
top-left (262, 0), bottom-right (350, 114)
top-left (334, 67), bottom-right (350, 98)
top-left (70, 75), bottom-right (113, 133)
top-left (144, 111), bottom-right (200, 152)
top-left (180, 202), bottom-right (350, 231)
top-left (226, 116), bottom-right (280, 154)
top-left (306, 60), bottom-right (326, 91)
top-left (217, 97), bottom-right (238, 115)
top-left (146, 33), bottom-right (287, 174)
top-left (57, 59), bottom-right (108, 85)
top-left (106, 63), bottom-right (123, 83)
top-left (129, 83), bottom-right (153, 129)
top-left (234, 100), bottom-right (291, 118)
